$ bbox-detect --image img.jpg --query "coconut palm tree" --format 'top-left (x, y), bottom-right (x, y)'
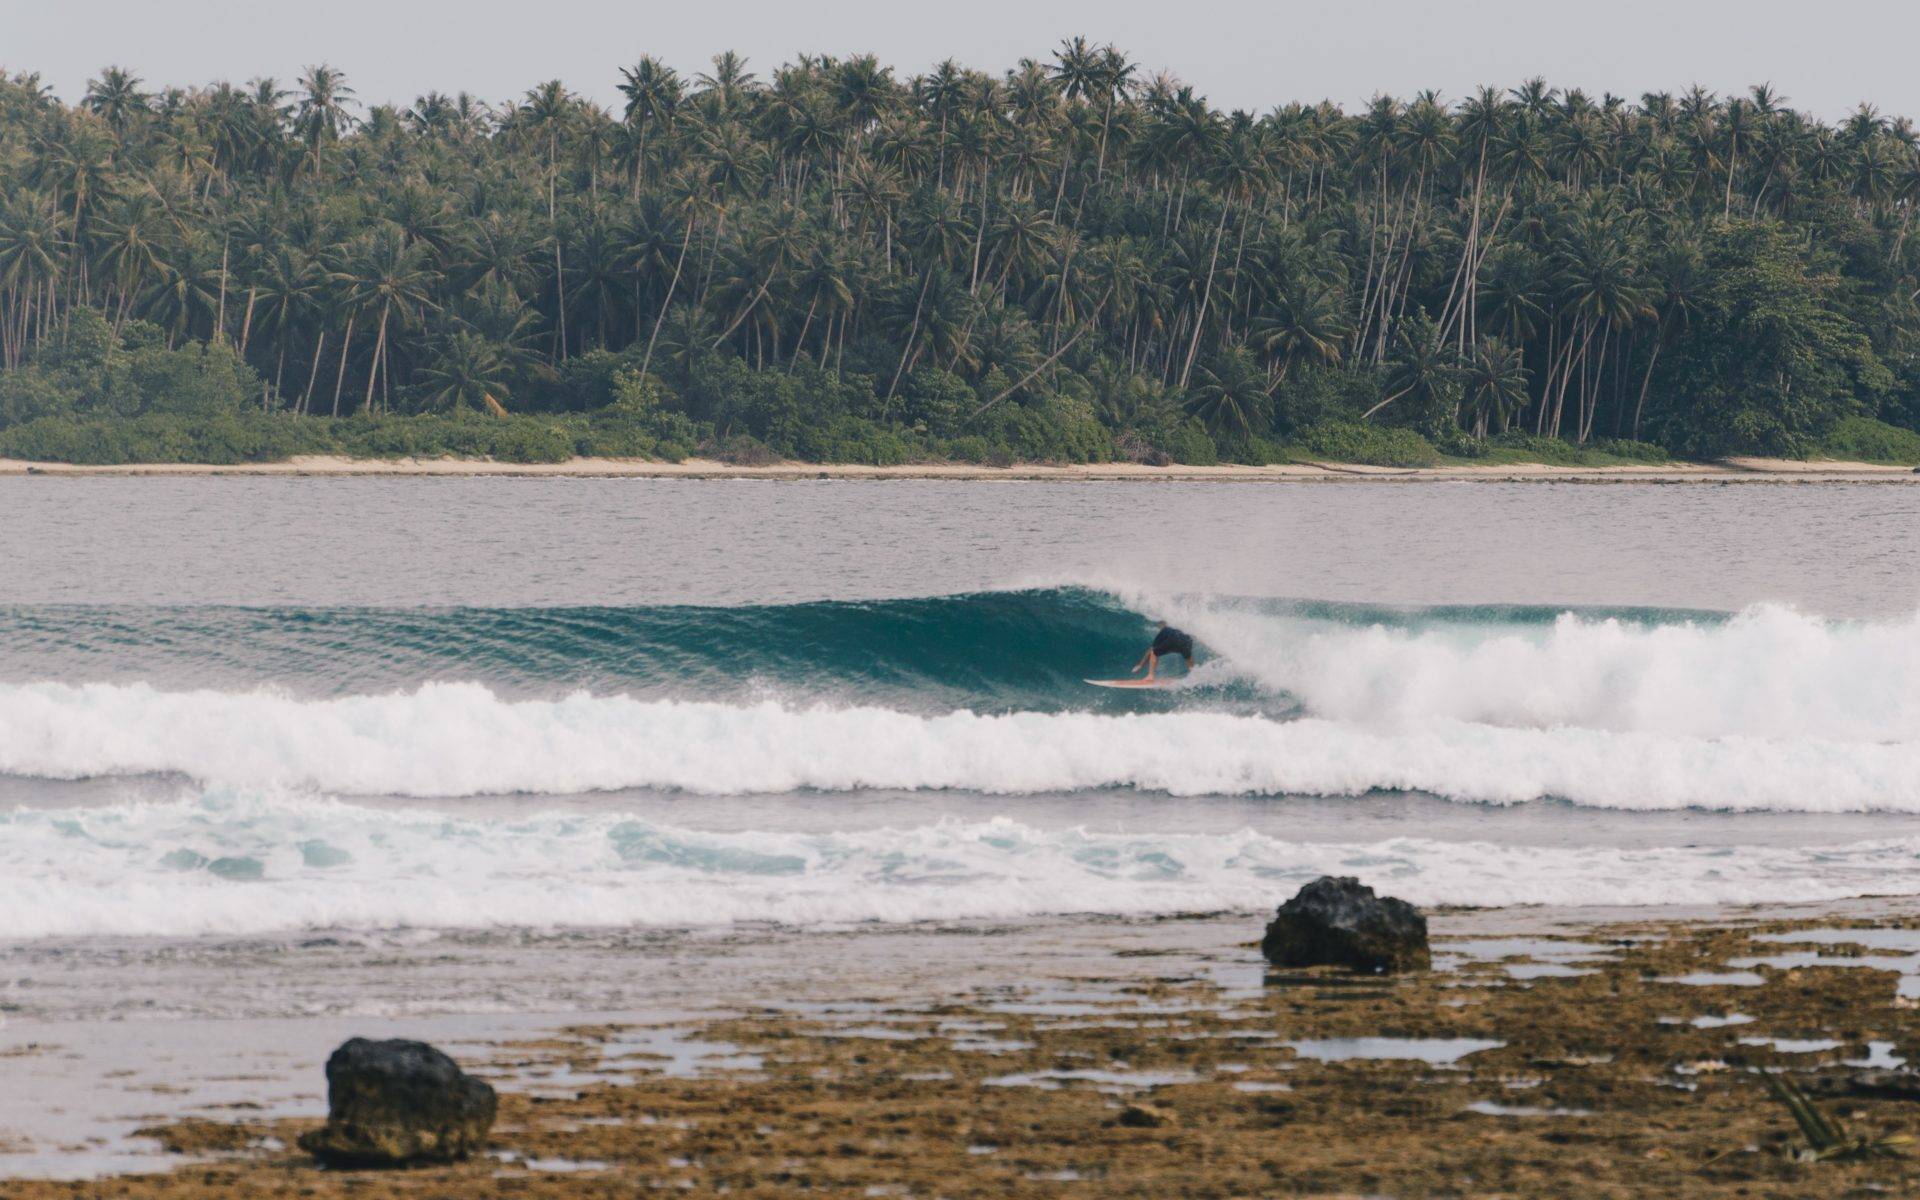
top-left (520, 80), bottom-right (578, 357)
top-left (249, 245), bottom-right (323, 408)
top-left (294, 64), bottom-right (355, 174)
top-left (418, 328), bottom-right (513, 415)
top-left (1463, 337), bottom-right (1528, 435)
top-left (1364, 315), bottom-right (1460, 426)
top-left (337, 229), bottom-right (437, 412)
top-left (617, 57), bottom-right (683, 193)
top-left (0, 189), bottom-right (68, 365)
top-left (1186, 344), bottom-right (1268, 439)
top-left (83, 67), bottom-right (149, 134)
top-left (1251, 279), bottom-right (1348, 379)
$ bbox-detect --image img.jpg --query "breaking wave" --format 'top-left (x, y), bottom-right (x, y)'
top-left (1, 591), bottom-right (1917, 811)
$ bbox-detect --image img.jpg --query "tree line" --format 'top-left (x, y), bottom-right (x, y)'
top-left (2, 45), bottom-right (1919, 466)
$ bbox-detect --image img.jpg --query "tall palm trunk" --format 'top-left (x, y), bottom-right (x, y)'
top-left (789, 293), bottom-right (819, 373)
top-left (364, 299), bottom-right (390, 413)
top-left (886, 269), bottom-right (936, 400)
top-left (331, 313), bottom-right (356, 418)
top-left (549, 132), bottom-right (568, 360)
top-left (1178, 203), bottom-right (1231, 390)
top-left (639, 214), bottom-right (696, 381)
top-left (1632, 331), bottom-right (1665, 440)
top-left (238, 288), bottom-right (258, 355)
top-left (301, 331), bottom-right (327, 415)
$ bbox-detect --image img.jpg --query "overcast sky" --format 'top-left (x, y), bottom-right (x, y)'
top-left (7, 0), bottom-right (1918, 122)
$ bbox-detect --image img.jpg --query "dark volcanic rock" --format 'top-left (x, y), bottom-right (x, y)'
top-left (1261, 876), bottom-right (1431, 973)
top-left (1118, 1101), bottom-right (1174, 1128)
top-left (297, 1038), bottom-right (497, 1167)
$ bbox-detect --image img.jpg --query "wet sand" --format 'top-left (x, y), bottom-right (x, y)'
top-left (7, 901), bottom-right (1920, 1196)
top-left (1, 454), bottom-right (1917, 482)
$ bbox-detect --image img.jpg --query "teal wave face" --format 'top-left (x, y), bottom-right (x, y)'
top-left (0, 589), bottom-right (1172, 713)
top-left (0, 590), bottom-right (1758, 719)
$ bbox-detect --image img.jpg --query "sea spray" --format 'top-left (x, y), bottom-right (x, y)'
top-left (1167, 599), bottom-right (1920, 741)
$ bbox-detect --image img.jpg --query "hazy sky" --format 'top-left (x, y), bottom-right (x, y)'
top-left (7, 0), bottom-right (1918, 121)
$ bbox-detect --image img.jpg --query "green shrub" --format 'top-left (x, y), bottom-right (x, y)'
top-left (970, 399), bottom-right (1111, 463)
top-left (1154, 417), bottom-right (1218, 465)
top-left (1299, 421), bottom-right (1440, 467)
top-left (793, 415), bottom-right (917, 464)
top-left (0, 411), bottom-right (330, 465)
top-left (1270, 365), bottom-right (1387, 435)
top-left (1214, 434), bottom-right (1290, 465)
top-left (484, 418), bottom-right (574, 463)
top-left (942, 435), bottom-right (995, 464)
top-left (1587, 438), bottom-right (1669, 463)
top-left (1821, 415), bottom-right (1920, 464)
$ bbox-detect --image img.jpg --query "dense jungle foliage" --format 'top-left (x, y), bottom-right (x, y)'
top-left (3, 45), bottom-right (1920, 465)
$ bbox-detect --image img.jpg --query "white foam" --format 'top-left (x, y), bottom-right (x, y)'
top-left (1161, 601), bottom-right (1920, 743)
top-left (1, 679), bottom-right (1917, 811)
top-left (3, 791), bottom-right (1917, 938)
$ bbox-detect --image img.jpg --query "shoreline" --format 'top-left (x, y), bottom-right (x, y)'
top-left (2, 453), bottom-right (1918, 482)
top-left (6, 898), bottom-right (1920, 1194)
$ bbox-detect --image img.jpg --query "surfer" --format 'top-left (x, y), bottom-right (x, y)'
top-left (1132, 623), bottom-right (1195, 682)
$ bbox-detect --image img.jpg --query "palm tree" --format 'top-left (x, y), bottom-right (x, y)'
top-left (787, 238), bottom-right (856, 370)
top-left (82, 67), bottom-right (149, 134)
top-left (1364, 315), bottom-right (1460, 426)
top-left (418, 328), bottom-right (513, 415)
top-left (617, 57), bottom-right (682, 194)
top-left (1719, 97), bottom-right (1756, 218)
top-left (1178, 120), bottom-right (1258, 388)
top-left (1629, 236), bottom-right (1704, 439)
top-left (520, 80), bottom-right (577, 358)
top-left (0, 190), bottom-right (67, 365)
top-left (694, 52), bottom-right (758, 119)
top-left (833, 54), bottom-right (896, 145)
top-left (32, 113), bottom-right (118, 285)
top-left (294, 64), bottom-right (355, 174)
top-left (249, 246), bottom-right (323, 408)
top-left (6, 44), bottom-right (1920, 472)
top-left (1186, 344), bottom-right (1268, 439)
top-left (92, 193), bottom-right (165, 329)
top-left (1463, 337), bottom-right (1528, 435)
top-left (1251, 280), bottom-right (1348, 380)
top-left (139, 237), bottom-right (221, 347)
top-left (1553, 211), bottom-right (1652, 440)
top-left (338, 230), bottom-right (436, 412)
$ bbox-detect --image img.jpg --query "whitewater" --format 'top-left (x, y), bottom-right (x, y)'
top-left (5, 587), bottom-right (1920, 937)
top-left (3, 596), bottom-right (1917, 809)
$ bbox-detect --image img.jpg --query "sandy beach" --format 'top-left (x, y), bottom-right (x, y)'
top-left (1, 453), bottom-right (1917, 482)
top-left (6, 900), bottom-right (1920, 1196)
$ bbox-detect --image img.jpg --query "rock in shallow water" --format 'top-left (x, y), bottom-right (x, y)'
top-left (297, 1038), bottom-right (497, 1168)
top-left (1261, 876), bottom-right (1431, 974)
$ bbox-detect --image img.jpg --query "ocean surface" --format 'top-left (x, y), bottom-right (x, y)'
top-left (3, 477), bottom-right (1919, 952)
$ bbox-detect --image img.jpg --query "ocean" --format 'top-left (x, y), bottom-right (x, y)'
top-left (2, 477), bottom-right (1918, 969)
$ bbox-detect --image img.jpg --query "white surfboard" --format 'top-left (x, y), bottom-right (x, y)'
top-left (1084, 678), bottom-right (1174, 689)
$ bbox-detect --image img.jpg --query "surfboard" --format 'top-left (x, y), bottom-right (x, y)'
top-left (1084, 678), bottom-right (1173, 689)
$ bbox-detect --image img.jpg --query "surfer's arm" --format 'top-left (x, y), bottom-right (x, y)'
top-left (1131, 649), bottom-right (1152, 674)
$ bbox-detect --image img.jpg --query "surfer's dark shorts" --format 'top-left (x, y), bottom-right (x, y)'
top-left (1151, 629), bottom-right (1194, 660)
